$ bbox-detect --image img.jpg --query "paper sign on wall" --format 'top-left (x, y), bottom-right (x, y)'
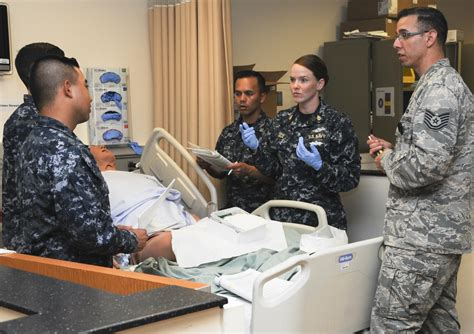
top-left (375, 87), bottom-right (395, 117)
top-left (0, 101), bottom-right (21, 141)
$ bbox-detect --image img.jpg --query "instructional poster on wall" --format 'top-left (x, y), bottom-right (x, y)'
top-left (86, 67), bottom-right (130, 145)
top-left (375, 87), bottom-right (395, 117)
top-left (0, 101), bottom-right (21, 140)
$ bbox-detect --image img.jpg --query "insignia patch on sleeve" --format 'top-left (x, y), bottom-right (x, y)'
top-left (423, 110), bottom-right (450, 130)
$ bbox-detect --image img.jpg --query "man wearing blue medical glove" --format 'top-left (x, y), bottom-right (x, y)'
top-left (239, 122), bottom-right (259, 151)
top-left (197, 70), bottom-right (273, 212)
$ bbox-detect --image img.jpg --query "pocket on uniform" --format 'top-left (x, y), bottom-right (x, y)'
top-left (375, 253), bottom-right (437, 321)
top-left (384, 195), bottom-right (419, 239)
top-left (397, 114), bottom-right (413, 141)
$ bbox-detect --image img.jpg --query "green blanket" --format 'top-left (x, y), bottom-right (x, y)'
top-left (134, 227), bottom-right (305, 294)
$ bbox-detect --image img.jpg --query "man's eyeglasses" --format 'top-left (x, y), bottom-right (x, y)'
top-left (396, 30), bottom-right (428, 41)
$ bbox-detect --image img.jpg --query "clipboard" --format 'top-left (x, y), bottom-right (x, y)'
top-left (138, 179), bottom-right (176, 236)
top-left (187, 142), bottom-right (231, 172)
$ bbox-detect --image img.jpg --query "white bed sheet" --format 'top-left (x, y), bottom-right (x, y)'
top-left (171, 217), bottom-right (288, 268)
top-left (102, 170), bottom-right (195, 231)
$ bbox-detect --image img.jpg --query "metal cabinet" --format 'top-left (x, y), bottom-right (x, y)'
top-left (323, 39), bottom-right (403, 153)
top-left (323, 39), bottom-right (471, 153)
top-left (371, 40), bottom-right (405, 145)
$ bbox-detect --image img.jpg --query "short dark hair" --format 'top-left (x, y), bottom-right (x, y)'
top-left (293, 54), bottom-right (329, 87)
top-left (14, 42), bottom-right (64, 88)
top-left (397, 7), bottom-right (448, 46)
top-left (29, 55), bottom-right (80, 111)
top-left (234, 70), bottom-right (267, 94)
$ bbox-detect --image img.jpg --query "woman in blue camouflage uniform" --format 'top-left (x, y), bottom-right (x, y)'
top-left (241, 55), bottom-right (360, 229)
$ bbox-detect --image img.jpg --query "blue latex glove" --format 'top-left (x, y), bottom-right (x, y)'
top-left (296, 136), bottom-right (322, 171)
top-left (129, 141), bottom-right (143, 155)
top-left (239, 122), bottom-right (259, 150)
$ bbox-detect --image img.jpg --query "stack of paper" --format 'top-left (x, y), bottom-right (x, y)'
top-left (343, 29), bottom-right (388, 39)
top-left (222, 213), bottom-right (267, 242)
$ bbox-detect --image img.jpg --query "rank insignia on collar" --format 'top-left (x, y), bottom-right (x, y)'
top-left (424, 110), bottom-right (450, 130)
top-left (315, 115), bottom-right (322, 122)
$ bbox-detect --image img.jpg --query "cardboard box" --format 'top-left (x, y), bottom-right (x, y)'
top-left (446, 29), bottom-right (464, 43)
top-left (232, 66), bottom-right (286, 86)
top-left (259, 70), bottom-right (287, 87)
top-left (347, 0), bottom-right (437, 20)
top-left (341, 17), bottom-right (397, 38)
top-left (259, 70), bottom-right (287, 118)
top-left (233, 64), bottom-right (255, 77)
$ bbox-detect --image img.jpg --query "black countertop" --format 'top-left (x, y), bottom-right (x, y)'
top-left (0, 265), bottom-right (227, 333)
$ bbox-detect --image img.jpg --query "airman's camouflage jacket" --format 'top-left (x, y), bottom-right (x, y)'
top-left (381, 58), bottom-right (472, 254)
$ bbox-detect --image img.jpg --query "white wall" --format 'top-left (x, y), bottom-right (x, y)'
top-left (231, 0), bottom-right (348, 111)
top-left (0, 0), bottom-right (153, 145)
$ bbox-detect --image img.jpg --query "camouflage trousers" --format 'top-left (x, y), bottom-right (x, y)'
top-left (370, 246), bottom-right (462, 333)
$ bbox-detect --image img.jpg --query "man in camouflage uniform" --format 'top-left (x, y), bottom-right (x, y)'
top-left (2, 43), bottom-right (65, 249)
top-left (368, 7), bottom-right (472, 332)
top-left (197, 70), bottom-right (273, 212)
top-left (15, 55), bottom-right (147, 267)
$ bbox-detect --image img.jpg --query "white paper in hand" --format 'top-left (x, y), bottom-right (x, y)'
top-left (187, 142), bottom-right (231, 172)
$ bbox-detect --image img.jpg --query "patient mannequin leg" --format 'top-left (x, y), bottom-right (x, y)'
top-left (133, 231), bottom-right (176, 263)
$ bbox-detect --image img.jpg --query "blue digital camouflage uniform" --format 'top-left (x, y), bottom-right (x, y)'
top-left (371, 58), bottom-right (473, 333)
top-left (215, 112), bottom-right (273, 212)
top-left (2, 95), bottom-right (38, 249)
top-left (15, 115), bottom-right (138, 267)
top-left (255, 100), bottom-right (360, 229)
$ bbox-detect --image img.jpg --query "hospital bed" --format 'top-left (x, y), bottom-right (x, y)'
top-left (134, 128), bottom-right (385, 332)
top-left (138, 128), bottom-right (219, 218)
top-left (251, 236), bottom-right (383, 332)
top-left (251, 200), bottom-right (383, 333)
top-left (0, 128), bottom-right (469, 331)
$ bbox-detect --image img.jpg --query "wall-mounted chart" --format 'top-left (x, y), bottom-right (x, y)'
top-left (87, 67), bottom-right (130, 145)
